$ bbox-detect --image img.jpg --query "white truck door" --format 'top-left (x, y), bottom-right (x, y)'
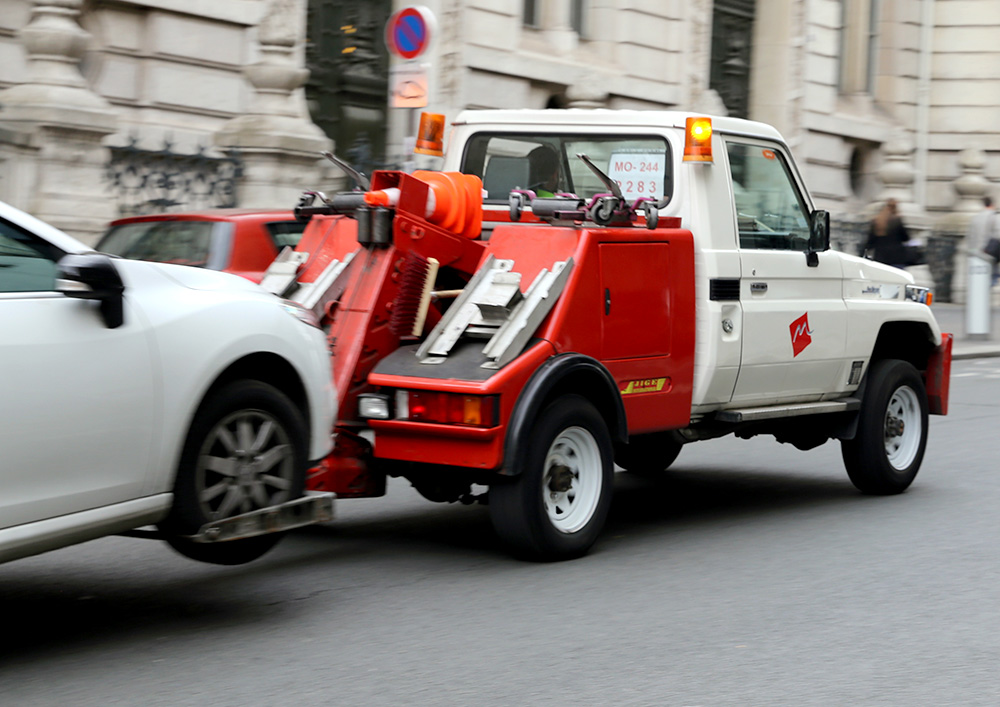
top-left (724, 139), bottom-right (847, 404)
top-left (0, 222), bottom-right (156, 530)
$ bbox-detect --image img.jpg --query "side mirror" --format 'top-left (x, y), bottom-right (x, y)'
top-left (807, 209), bottom-right (831, 267)
top-left (56, 253), bottom-right (125, 328)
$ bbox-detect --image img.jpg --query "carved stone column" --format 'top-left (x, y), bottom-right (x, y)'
top-left (934, 149), bottom-right (991, 303)
top-left (541, 0), bottom-right (578, 55)
top-left (872, 131), bottom-right (934, 291)
top-left (565, 81), bottom-right (608, 109)
top-left (215, 0), bottom-right (333, 209)
top-left (0, 0), bottom-right (118, 243)
top-left (877, 133), bottom-right (918, 210)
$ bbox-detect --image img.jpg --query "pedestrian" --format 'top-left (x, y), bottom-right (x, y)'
top-left (966, 196), bottom-right (999, 286)
top-left (862, 198), bottom-right (910, 268)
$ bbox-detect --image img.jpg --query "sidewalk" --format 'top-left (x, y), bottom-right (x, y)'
top-left (928, 302), bottom-right (1000, 360)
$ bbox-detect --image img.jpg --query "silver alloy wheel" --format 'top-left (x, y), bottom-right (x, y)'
top-left (542, 426), bottom-right (603, 534)
top-left (195, 408), bottom-right (294, 521)
top-left (884, 385), bottom-right (921, 470)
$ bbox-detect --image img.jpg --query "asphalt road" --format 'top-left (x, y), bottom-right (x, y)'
top-left (3, 359), bottom-right (1000, 706)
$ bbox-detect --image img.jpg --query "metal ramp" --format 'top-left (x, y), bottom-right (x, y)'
top-left (417, 254), bottom-right (574, 369)
top-left (260, 246), bottom-right (356, 314)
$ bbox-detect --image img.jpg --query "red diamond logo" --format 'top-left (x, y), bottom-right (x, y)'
top-left (790, 313), bottom-right (813, 357)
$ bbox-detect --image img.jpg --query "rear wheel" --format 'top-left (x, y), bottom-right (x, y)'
top-left (841, 359), bottom-right (928, 495)
top-left (161, 380), bottom-right (308, 565)
top-left (616, 431), bottom-right (683, 476)
top-left (489, 395), bottom-right (613, 561)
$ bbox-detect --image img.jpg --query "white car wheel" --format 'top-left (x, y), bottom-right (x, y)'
top-left (195, 408), bottom-right (296, 522)
top-left (161, 380), bottom-right (308, 565)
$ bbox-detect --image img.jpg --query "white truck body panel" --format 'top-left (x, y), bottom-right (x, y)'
top-left (447, 109), bottom-right (942, 415)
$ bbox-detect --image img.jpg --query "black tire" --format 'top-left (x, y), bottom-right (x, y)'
top-left (160, 380), bottom-right (308, 565)
top-left (841, 359), bottom-right (928, 495)
top-left (163, 533), bottom-right (283, 566)
top-left (616, 431), bottom-right (683, 476)
top-left (489, 395), bottom-right (613, 561)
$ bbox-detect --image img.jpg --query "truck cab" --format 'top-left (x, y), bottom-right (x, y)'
top-left (445, 110), bottom-right (942, 414)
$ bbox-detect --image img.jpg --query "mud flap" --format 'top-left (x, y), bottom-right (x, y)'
top-left (925, 332), bottom-right (953, 415)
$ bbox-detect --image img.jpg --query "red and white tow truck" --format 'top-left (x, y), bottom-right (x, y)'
top-left (263, 110), bottom-right (952, 560)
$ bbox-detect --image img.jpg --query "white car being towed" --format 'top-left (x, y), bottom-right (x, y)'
top-left (0, 200), bottom-right (335, 566)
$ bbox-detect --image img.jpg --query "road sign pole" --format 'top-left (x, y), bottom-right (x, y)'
top-left (385, 7), bottom-right (436, 172)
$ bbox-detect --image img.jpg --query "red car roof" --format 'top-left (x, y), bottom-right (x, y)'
top-left (110, 209), bottom-right (294, 225)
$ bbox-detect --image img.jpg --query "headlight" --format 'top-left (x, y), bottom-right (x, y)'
top-left (280, 299), bottom-right (322, 328)
top-left (905, 285), bottom-right (933, 305)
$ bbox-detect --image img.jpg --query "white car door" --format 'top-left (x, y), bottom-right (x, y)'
top-left (0, 218), bottom-right (156, 529)
top-left (725, 139), bottom-right (848, 404)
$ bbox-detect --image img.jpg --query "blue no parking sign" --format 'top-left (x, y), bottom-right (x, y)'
top-left (385, 6), bottom-right (436, 60)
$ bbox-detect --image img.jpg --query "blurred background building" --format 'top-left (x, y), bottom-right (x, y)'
top-left (1, 0), bottom-right (998, 299)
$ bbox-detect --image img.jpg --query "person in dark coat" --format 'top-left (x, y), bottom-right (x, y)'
top-left (527, 145), bottom-right (561, 197)
top-left (862, 198), bottom-right (910, 268)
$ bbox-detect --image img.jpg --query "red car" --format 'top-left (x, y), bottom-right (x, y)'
top-left (97, 210), bottom-right (306, 283)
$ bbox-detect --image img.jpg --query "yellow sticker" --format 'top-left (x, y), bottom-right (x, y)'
top-left (620, 378), bottom-right (668, 395)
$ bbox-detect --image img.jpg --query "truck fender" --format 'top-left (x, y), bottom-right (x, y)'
top-left (501, 353), bottom-right (627, 477)
top-left (837, 328), bottom-right (952, 441)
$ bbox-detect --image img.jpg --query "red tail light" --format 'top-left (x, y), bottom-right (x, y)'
top-left (403, 391), bottom-right (498, 427)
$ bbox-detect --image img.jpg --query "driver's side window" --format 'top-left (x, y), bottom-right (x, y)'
top-left (727, 141), bottom-right (810, 251)
top-left (0, 220), bottom-right (61, 293)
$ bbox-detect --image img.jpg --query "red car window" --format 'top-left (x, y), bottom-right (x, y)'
top-left (99, 221), bottom-right (214, 267)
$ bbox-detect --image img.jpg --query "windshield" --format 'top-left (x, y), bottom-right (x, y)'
top-left (98, 220), bottom-right (216, 267)
top-left (462, 132), bottom-right (672, 204)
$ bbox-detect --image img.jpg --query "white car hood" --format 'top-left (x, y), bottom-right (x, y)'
top-left (120, 259), bottom-right (266, 294)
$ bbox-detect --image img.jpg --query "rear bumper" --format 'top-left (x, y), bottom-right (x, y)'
top-left (369, 419), bottom-right (504, 470)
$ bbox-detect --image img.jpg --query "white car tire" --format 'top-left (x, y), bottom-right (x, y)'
top-left (161, 380), bottom-right (308, 565)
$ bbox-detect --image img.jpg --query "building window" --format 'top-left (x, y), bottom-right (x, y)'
top-left (709, 0), bottom-right (755, 119)
top-left (840, 0), bottom-right (880, 93)
top-left (524, 0), bottom-right (539, 27)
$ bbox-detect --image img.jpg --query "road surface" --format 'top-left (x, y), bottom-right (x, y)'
top-left (3, 359), bottom-right (999, 706)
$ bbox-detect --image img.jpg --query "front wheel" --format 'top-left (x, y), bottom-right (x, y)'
top-left (489, 395), bottom-right (613, 561)
top-left (841, 359), bottom-right (928, 495)
top-left (160, 380), bottom-right (308, 565)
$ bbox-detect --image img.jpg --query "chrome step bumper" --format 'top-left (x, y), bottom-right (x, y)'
top-left (715, 398), bottom-right (860, 423)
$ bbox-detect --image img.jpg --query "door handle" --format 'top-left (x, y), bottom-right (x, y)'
top-left (751, 282), bottom-right (768, 294)
top-left (605, 288), bottom-right (611, 315)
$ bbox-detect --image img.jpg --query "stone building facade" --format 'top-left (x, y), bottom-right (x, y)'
top-left (1, 0), bottom-right (998, 300)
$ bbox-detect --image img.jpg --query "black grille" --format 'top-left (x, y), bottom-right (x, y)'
top-left (710, 278), bottom-right (740, 301)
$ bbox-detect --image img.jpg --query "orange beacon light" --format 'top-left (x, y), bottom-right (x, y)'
top-left (414, 112), bottom-right (446, 156)
top-left (684, 117), bottom-right (713, 163)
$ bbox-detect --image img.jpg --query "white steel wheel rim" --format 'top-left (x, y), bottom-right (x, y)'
top-left (195, 409), bottom-right (294, 521)
top-left (884, 385), bottom-right (921, 470)
top-left (542, 426), bottom-right (603, 534)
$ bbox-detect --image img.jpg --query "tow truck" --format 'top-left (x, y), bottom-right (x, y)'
top-left (262, 110), bottom-right (952, 560)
